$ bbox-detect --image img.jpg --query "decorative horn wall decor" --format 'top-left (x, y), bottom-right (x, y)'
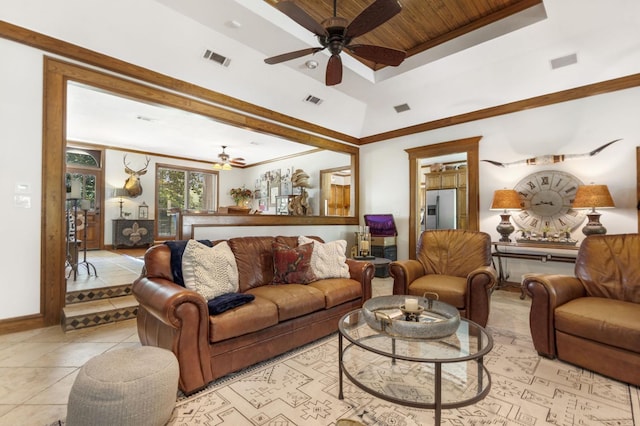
top-left (482, 139), bottom-right (620, 168)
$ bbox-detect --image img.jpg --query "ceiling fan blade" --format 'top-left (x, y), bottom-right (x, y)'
top-left (275, 1), bottom-right (328, 37)
top-left (348, 44), bottom-right (406, 66)
top-left (230, 158), bottom-right (245, 165)
top-left (264, 47), bottom-right (324, 65)
top-left (346, 0), bottom-right (401, 39)
top-left (326, 54), bottom-right (343, 86)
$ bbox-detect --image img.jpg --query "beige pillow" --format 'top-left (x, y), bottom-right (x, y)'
top-left (182, 240), bottom-right (239, 299)
top-left (298, 236), bottom-right (350, 279)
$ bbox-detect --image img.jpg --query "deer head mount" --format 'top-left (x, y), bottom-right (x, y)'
top-left (123, 154), bottom-right (150, 198)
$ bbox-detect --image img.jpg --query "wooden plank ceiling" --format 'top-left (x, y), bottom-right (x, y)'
top-left (265, 0), bottom-right (543, 70)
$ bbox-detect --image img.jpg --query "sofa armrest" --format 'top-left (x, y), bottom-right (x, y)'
top-left (465, 265), bottom-right (497, 327)
top-left (345, 258), bottom-right (375, 301)
top-left (132, 276), bottom-right (213, 395)
top-left (523, 274), bottom-right (587, 358)
top-left (389, 259), bottom-right (425, 295)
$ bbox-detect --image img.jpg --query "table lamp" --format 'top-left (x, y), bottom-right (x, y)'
top-left (571, 184), bottom-right (614, 235)
top-left (491, 189), bottom-right (522, 242)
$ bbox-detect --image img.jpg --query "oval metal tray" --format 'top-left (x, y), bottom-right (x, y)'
top-left (362, 295), bottom-right (460, 339)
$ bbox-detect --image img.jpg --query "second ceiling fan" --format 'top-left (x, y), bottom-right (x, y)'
top-left (264, 0), bottom-right (406, 86)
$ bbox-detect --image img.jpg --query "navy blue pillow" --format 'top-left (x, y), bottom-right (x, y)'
top-left (207, 293), bottom-right (255, 315)
top-left (164, 240), bottom-right (212, 286)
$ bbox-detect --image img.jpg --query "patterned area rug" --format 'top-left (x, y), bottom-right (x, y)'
top-left (167, 326), bottom-right (640, 425)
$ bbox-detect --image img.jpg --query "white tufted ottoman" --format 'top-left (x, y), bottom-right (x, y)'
top-left (66, 346), bottom-right (179, 426)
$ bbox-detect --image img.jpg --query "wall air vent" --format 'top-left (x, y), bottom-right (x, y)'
top-left (304, 95), bottom-right (323, 105)
top-left (203, 49), bottom-right (231, 67)
top-left (550, 53), bottom-right (578, 70)
top-left (394, 103), bottom-right (411, 113)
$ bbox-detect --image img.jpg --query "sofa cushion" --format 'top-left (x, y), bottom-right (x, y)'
top-left (182, 240), bottom-right (238, 299)
top-left (246, 284), bottom-right (325, 321)
top-left (164, 239), bottom-right (213, 286)
top-left (207, 293), bottom-right (255, 315)
top-left (555, 297), bottom-right (640, 353)
top-left (407, 274), bottom-right (466, 309)
top-left (308, 278), bottom-right (362, 308)
top-left (209, 297), bottom-right (279, 342)
top-left (272, 242), bottom-right (317, 284)
top-left (228, 236), bottom-right (277, 292)
top-left (298, 236), bottom-right (350, 279)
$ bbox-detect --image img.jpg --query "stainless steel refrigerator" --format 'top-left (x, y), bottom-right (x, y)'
top-left (423, 188), bottom-right (457, 230)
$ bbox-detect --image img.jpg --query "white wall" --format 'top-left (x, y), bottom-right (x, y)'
top-left (0, 38), bottom-right (44, 319)
top-left (361, 87), bottom-right (640, 275)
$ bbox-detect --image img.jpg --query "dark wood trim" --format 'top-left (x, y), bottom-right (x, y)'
top-left (0, 20), bottom-right (360, 146)
top-left (406, 137), bottom-right (481, 259)
top-left (361, 73), bottom-right (640, 144)
top-left (637, 147), bottom-right (640, 232)
top-left (0, 314), bottom-right (47, 336)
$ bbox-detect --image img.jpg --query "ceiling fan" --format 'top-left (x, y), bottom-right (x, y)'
top-left (213, 145), bottom-right (246, 170)
top-left (264, 0), bottom-right (406, 86)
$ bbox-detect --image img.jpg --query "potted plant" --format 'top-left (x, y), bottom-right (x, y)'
top-left (229, 187), bottom-right (253, 206)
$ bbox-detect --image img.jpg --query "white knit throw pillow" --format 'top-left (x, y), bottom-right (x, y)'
top-left (182, 240), bottom-right (239, 299)
top-left (298, 236), bottom-right (350, 279)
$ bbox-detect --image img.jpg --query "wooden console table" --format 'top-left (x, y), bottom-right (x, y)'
top-left (492, 241), bottom-right (579, 298)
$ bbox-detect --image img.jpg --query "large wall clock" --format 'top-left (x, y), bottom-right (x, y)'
top-left (512, 170), bottom-right (586, 234)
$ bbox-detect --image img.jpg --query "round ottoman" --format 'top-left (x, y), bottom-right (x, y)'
top-left (66, 346), bottom-right (179, 426)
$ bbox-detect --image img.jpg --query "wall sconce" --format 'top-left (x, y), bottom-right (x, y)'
top-left (572, 184), bottom-right (615, 235)
top-left (491, 189), bottom-right (522, 242)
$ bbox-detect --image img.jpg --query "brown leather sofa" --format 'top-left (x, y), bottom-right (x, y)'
top-left (389, 229), bottom-right (497, 327)
top-left (524, 233), bottom-right (640, 386)
top-left (133, 236), bottom-right (374, 395)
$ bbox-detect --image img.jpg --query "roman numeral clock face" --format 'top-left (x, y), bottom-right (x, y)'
top-left (512, 170), bottom-right (586, 234)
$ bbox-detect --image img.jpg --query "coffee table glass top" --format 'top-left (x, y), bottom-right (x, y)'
top-left (339, 309), bottom-right (492, 363)
top-left (338, 307), bottom-right (493, 410)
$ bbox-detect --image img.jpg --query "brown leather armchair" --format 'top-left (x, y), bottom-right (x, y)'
top-left (524, 233), bottom-right (640, 386)
top-left (389, 229), bottom-right (497, 327)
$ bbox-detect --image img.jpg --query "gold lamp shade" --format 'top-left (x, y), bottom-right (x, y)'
top-left (572, 184), bottom-right (615, 236)
top-left (572, 184), bottom-right (615, 210)
top-left (491, 189), bottom-right (522, 211)
top-left (491, 189), bottom-right (521, 242)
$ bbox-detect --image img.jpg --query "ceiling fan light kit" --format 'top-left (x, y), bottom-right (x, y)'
top-left (213, 145), bottom-right (245, 170)
top-left (265, 0), bottom-right (406, 86)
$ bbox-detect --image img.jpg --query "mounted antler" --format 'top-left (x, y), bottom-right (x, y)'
top-left (123, 154), bottom-right (150, 197)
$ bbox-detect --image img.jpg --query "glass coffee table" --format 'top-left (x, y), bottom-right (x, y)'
top-left (338, 306), bottom-right (493, 425)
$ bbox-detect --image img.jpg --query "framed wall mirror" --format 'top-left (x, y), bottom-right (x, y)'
top-left (406, 136), bottom-right (481, 259)
top-left (42, 57), bottom-right (360, 325)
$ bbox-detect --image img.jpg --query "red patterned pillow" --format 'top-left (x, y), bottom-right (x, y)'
top-left (272, 241), bottom-right (317, 284)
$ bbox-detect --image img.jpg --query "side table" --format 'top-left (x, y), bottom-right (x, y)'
top-left (354, 256), bottom-right (391, 278)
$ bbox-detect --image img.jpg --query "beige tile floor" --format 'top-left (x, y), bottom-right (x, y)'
top-left (0, 273), bottom-right (530, 426)
top-left (65, 250), bottom-right (144, 293)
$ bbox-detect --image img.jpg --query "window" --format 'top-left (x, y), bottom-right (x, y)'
top-left (157, 165), bottom-right (218, 239)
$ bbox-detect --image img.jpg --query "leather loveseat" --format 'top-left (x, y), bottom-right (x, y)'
top-left (524, 233), bottom-right (640, 386)
top-left (133, 236), bottom-right (374, 395)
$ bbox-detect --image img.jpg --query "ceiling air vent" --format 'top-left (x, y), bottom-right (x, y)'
top-left (304, 95), bottom-right (323, 105)
top-left (394, 103), bottom-right (410, 113)
top-left (550, 53), bottom-right (577, 70)
top-left (203, 49), bottom-right (231, 67)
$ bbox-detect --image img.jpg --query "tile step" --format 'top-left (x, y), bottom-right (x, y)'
top-left (66, 283), bottom-right (132, 305)
top-left (62, 295), bottom-right (138, 331)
